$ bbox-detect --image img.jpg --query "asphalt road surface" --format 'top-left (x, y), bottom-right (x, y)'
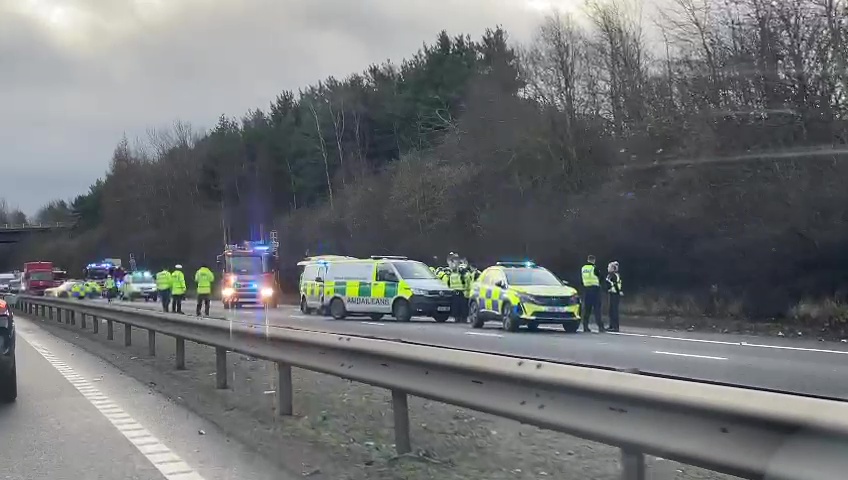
top-left (0, 315), bottom-right (293, 480)
top-left (94, 298), bottom-right (848, 399)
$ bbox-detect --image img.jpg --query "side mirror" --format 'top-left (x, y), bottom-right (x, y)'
top-left (315, 277), bottom-right (323, 283)
top-left (495, 280), bottom-right (506, 289)
top-left (561, 280), bottom-right (570, 286)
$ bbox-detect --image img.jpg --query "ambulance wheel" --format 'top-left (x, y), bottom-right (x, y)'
top-left (392, 300), bottom-right (412, 322)
top-left (432, 313), bottom-right (449, 323)
top-left (300, 297), bottom-right (310, 314)
top-left (329, 298), bottom-right (347, 320)
top-left (469, 302), bottom-right (484, 329)
top-left (501, 302), bottom-right (520, 332)
top-left (370, 314), bottom-right (383, 321)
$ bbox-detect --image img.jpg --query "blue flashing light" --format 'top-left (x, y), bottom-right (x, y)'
top-left (524, 261), bottom-right (535, 268)
top-left (253, 245), bottom-right (270, 251)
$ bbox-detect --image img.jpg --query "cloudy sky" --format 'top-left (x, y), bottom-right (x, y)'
top-left (0, 0), bottom-right (580, 215)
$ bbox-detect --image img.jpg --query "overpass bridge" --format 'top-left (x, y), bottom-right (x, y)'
top-left (0, 222), bottom-right (73, 244)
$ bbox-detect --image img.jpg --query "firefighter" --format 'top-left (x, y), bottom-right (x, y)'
top-left (581, 255), bottom-right (605, 333)
top-left (170, 264), bottom-right (187, 314)
top-left (155, 267), bottom-right (172, 312)
top-left (194, 264), bottom-right (215, 317)
top-left (606, 261), bottom-right (622, 332)
top-left (104, 275), bottom-right (117, 303)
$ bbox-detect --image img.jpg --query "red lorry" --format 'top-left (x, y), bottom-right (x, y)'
top-left (22, 261), bottom-right (54, 296)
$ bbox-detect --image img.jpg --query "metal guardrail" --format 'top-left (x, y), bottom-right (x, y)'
top-left (0, 222), bottom-right (70, 230)
top-left (12, 295), bottom-right (848, 480)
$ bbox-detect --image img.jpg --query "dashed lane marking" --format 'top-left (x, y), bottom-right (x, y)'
top-left (653, 351), bottom-right (727, 361)
top-left (361, 322), bottom-right (386, 326)
top-left (464, 331), bottom-right (504, 338)
top-left (18, 331), bottom-right (207, 480)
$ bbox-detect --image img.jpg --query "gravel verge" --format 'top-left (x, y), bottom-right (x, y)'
top-left (25, 311), bottom-right (740, 480)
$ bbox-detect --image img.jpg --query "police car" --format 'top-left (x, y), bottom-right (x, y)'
top-left (299, 256), bottom-right (456, 322)
top-left (468, 261), bottom-right (581, 332)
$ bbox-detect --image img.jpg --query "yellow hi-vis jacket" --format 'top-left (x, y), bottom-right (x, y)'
top-left (194, 267), bottom-right (215, 295)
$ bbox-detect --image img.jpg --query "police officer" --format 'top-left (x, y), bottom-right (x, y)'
top-left (194, 264), bottom-right (215, 317)
top-left (104, 275), bottom-right (117, 303)
top-left (606, 261), bottom-right (622, 332)
top-left (71, 281), bottom-right (86, 300)
top-left (155, 267), bottom-right (172, 312)
top-left (581, 255), bottom-right (605, 332)
top-left (444, 253), bottom-right (470, 323)
top-left (170, 264), bottom-right (187, 314)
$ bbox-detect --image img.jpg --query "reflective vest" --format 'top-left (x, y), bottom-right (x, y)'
top-left (105, 278), bottom-right (116, 289)
top-left (581, 264), bottom-right (599, 287)
top-left (194, 267), bottom-right (215, 295)
top-left (171, 270), bottom-right (187, 295)
top-left (447, 271), bottom-right (466, 292)
top-left (156, 270), bottom-right (172, 291)
top-left (607, 273), bottom-right (622, 294)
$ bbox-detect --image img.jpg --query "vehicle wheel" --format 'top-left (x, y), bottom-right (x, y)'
top-left (526, 322), bottom-right (539, 332)
top-left (392, 299), bottom-right (412, 322)
top-left (562, 322), bottom-right (580, 333)
top-left (300, 297), bottom-right (310, 314)
top-left (432, 313), bottom-right (449, 323)
top-left (329, 298), bottom-right (346, 320)
top-left (223, 301), bottom-right (231, 310)
top-left (370, 314), bottom-right (384, 321)
top-left (502, 302), bottom-right (520, 332)
top-left (469, 301), bottom-right (485, 329)
top-left (143, 297), bottom-right (149, 303)
top-left (0, 360), bottom-right (17, 403)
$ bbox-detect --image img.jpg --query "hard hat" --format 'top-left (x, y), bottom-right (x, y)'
top-left (175, 264), bottom-right (183, 269)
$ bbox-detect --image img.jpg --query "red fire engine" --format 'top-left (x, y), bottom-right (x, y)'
top-left (218, 240), bottom-right (280, 309)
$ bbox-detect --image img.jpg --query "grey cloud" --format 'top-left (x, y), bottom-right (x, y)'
top-left (0, 0), bottom-right (546, 214)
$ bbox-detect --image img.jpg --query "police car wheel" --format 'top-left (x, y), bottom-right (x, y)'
top-left (329, 298), bottom-right (347, 320)
top-left (501, 303), bottom-right (520, 332)
top-left (469, 302), bottom-right (484, 328)
top-left (563, 322), bottom-right (580, 333)
top-left (300, 297), bottom-right (309, 314)
top-left (392, 300), bottom-right (412, 322)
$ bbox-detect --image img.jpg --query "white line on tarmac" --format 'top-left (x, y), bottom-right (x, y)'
top-left (650, 335), bottom-right (740, 346)
top-left (740, 342), bottom-right (848, 355)
top-left (19, 332), bottom-right (206, 480)
top-left (653, 351), bottom-right (727, 360)
top-left (464, 331), bottom-right (504, 338)
top-left (361, 322), bottom-right (385, 326)
top-left (607, 332), bottom-right (648, 337)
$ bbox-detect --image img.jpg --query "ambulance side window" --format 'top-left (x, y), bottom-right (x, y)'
top-left (376, 263), bottom-right (398, 283)
top-left (303, 265), bottom-right (318, 281)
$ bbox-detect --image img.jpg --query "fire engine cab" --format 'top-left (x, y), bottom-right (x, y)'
top-left (219, 241), bottom-right (280, 309)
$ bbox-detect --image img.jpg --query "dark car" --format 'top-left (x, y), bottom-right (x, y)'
top-left (0, 298), bottom-right (16, 403)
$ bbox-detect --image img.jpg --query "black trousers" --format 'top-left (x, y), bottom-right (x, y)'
top-left (608, 293), bottom-right (620, 331)
top-left (171, 294), bottom-right (184, 313)
top-left (196, 294), bottom-right (210, 316)
top-left (159, 290), bottom-right (171, 312)
top-left (582, 287), bottom-right (604, 331)
top-left (452, 292), bottom-right (468, 322)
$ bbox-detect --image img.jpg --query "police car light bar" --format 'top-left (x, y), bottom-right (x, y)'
top-left (370, 255), bottom-right (408, 260)
top-left (496, 261), bottom-right (536, 267)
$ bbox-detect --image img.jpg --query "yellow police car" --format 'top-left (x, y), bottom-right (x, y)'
top-left (468, 261), bottom-right (581, 332)
top-left (299, 256), bottom-right (456, 322)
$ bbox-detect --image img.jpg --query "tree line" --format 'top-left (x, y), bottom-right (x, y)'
top-left (10, 0), bottom-right (848, 318)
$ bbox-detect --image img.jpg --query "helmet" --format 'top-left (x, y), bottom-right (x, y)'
top-left (175, 264), bottom-right (183, 269)
top-left (607, 261), bottom-right (619, 273)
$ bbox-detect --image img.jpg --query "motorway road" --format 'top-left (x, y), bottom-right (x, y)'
top-left (0, 315), bottom-right (293, 480)
top-left (93, 298), bottom-right (848, 399)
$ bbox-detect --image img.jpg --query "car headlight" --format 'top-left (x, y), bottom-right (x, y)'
top-left (410, 288), bottom-right (427, 295)
top-left (222, 287), bottom-right (235, 297)
top-left (260, 287), bottom-right (274, 298)
top-left (517, 293), bottom-right (537, 304)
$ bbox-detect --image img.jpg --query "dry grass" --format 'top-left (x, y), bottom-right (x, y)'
top-left (788, 298), bottom-right (848, 325)
top-left (622, 291), bottom-right (744, 319)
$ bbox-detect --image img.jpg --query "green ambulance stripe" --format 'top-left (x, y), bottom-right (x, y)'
top-left (359, 282), bottom-right (372, 297)
top-left (384, 282), bottom-right (398, 298)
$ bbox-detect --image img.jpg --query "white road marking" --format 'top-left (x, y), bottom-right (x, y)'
top-left (740, 342), bottom-right (848, 355)
top-left (464, 331), bottom-right (504, 338)
top-left (653, 351), bottom-right (727, 360)
top-left (19, 333), bottom-right (207, 480)
top-left (650, 335), bottom-right (739, 346)
top-left (361, 322), bottom-right (385, 326)
top-left (607, 332), bottom-right (648, 337)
